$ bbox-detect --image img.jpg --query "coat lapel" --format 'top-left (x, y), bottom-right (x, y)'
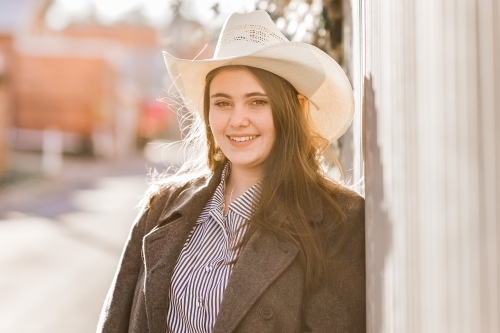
top-left (212, 230), bottom-right (300, 333)
top-left (142, 216), bottom-right (196, 333)
top-left (142, 169), bottom-right (223, 333)
top-left (213, 192), bottom-right (324, 333)
top-left (141, 166), bottom-right (324, 333)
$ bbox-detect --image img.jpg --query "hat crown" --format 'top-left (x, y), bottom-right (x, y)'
top-left (214, 11), bottom-right (288, 58)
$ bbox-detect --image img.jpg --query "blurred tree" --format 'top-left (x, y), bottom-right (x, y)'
top-left (253, 0), bottom-right (344, 61)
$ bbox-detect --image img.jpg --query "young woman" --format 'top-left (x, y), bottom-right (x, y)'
top-left (97, 11), bottom-right (365, 333)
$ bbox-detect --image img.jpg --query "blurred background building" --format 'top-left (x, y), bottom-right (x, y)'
top-left (1, 0), bottom-right (175, 164)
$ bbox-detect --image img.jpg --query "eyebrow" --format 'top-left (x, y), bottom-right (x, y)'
top-left (210, 92), bottom-right (268, 98)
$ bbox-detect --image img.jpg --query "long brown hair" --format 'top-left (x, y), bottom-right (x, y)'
top-left (203, 65), bottom-right (346, 289)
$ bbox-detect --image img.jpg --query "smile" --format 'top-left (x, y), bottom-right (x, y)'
top-left (228, 136), bottom-right (258, 142)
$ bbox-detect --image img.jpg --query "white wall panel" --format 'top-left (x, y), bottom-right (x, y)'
top-left (345, 0), bottom-right (500, 331)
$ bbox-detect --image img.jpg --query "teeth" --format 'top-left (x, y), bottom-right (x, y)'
top-left (229, 136), bottom-right (257, 142)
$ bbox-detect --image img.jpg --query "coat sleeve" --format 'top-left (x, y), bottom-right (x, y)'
top-left (96, 193), bottom-right (154, 333)
top-left (302, 194), bottom-right (366, 333)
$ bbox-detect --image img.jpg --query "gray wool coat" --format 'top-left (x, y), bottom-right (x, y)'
top-left (96, 167), bottom-right (366, 333)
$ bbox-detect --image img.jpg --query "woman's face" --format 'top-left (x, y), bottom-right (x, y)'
top-left (208, 68), bottom-right (275, 175)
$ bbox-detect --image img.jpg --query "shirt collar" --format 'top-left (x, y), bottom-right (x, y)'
top-left (198, 163), bottom-right (260, 223)
top-left (196, 163), bottom-right (229, 224)
top-left (227, 182), bottom-right (260, 220)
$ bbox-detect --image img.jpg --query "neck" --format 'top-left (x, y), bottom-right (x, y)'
top-left (225, 165), bottom-right (261, 199)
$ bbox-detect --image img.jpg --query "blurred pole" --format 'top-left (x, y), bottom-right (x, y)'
top-left (42, 126), bottom-right (63, 177)
top-left (115, 79), bottom-right (139, 159)
top-left (0, 51), bottom-right (7, 176)
top-left (338, 0), bottom-right (364, 191)
top-left (92, 125), bottom-right (114, 159)
top-left (346, 0), bottom-right (500, 332)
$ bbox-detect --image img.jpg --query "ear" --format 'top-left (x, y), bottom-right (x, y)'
top-left (297, 94), bottom-right (309, 112)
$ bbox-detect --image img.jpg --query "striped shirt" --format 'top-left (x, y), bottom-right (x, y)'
top-left (166, 165), bottom-right (259, 333)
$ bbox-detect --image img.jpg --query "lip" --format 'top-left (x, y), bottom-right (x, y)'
top-left (227, 135), bottom-right (259, 142)
top-left (226, 134), bottom-right (259, 146)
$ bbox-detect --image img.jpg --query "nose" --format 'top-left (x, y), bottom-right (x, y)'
top-left (229, 104), bottom-right (250, 128)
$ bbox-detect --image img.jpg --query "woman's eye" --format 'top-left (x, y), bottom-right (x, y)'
top-left (214, 101), bottom-right (230, 107)
top-left (252, 99), bottom-right (268, 106)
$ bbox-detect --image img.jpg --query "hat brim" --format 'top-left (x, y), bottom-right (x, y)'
top-left (163, 42), bottom-right (354, 142)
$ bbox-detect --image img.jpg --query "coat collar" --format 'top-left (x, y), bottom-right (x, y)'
top-left (144, 227), bottom-right (299, 333)
top-left (156, 167), bottom-right (224, 228)
top-left (141, 166), bottom-right (324, 333)
top-left (142, 168), bottom-right (223, 333)
top-left (212, 231), bottom-right (299, 333)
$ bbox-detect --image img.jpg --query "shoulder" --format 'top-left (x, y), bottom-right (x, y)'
top-left (135, 172), bottom-right (213, 229)
top-left (319, 182), bottom-right (365, 254)
top-left (306, 183), bottom-right (366, 332)
top-left (317, 176), bottom-right (364, 221)
top-left (143, 172), bottom-right (213, 210)
top-left (329, 183), bottom-right (365, 221)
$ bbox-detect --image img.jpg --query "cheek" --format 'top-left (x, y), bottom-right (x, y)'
top-left (208, 111), bottom-right (218, 132)
top-left (264, 114), bottom-right (276, 145)
top-left (268, 128), bottom-right (276, 148)
top-left (208, 111), bottom-right (214, 131)
top-left (208, 111), bottom-right (224, 140)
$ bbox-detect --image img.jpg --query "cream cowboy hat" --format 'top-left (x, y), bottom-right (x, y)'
top-left (163, 10), bottom-right (354, 141)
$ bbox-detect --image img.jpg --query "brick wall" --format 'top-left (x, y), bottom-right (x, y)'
top-left (0, 79), bottom-right (7, 175)
top-left (0, 34), bottom-right (13, 175)
top-left (13, 55), bottom-right (114, 135)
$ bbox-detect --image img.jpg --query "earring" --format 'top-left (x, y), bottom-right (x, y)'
top-left (214, 149), bottom-right (224, 161)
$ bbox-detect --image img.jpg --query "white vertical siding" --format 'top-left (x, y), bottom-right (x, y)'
top-left (345, 0), bottom-right (500, 332)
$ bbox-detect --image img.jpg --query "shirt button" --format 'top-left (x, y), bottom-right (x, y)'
top-left (259, 306), bottom-right (273, 319)
top-left (205, 265), bottom-right (212, 272)
top-left (197, 297), bottom-right (204, 308)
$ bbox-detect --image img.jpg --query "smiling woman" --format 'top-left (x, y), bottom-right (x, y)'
top-left (207, 68), bottom-right (275, 183)
top-left (97, 11), bottom-right (365, 333)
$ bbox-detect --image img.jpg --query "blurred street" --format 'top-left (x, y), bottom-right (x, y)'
top-left (0, 152), bottom-right (162, 333)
